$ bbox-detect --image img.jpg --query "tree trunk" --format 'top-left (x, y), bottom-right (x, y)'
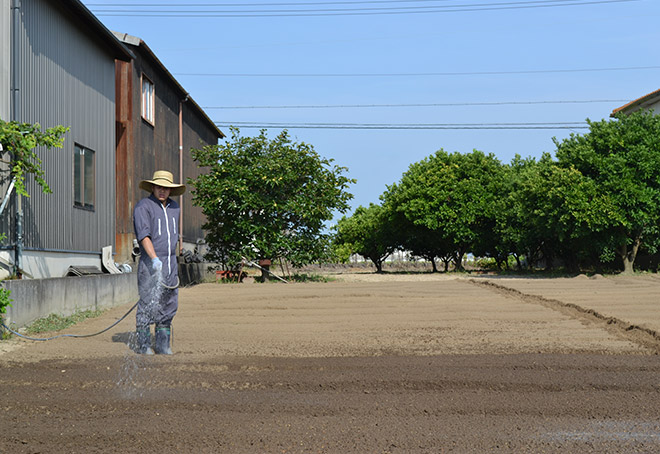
top-left (372, 258), bottom-right (384, 273)
top-left (430, 258), bottom-right (438, 273)
top-left (618, 237), bottom-right (641, 275)
top-left (514, 254), bottom-right (522, 270)
top-left (453, 252), bottom-right (465, 271)
top-left (542, 247), bottom-right (554, 272)
top-left (564, 251), bottom-right (580, 274)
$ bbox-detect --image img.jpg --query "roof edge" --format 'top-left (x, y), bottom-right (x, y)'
top-left (611, 88), bottom-right (660, 117)
top-left (112, 31), bottom-right (224, 139)
top-left (60, 0), bottom-right (134, 61)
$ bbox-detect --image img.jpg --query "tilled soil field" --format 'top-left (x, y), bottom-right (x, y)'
top-left (1, 273), bottom-right (660, 453)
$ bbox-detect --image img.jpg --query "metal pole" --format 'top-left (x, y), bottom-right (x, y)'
top-left (15, 193), bottom-right (22, 278)
top-left (178, 98), bottom-right (184, 255)
top-left (11, 0), bottom-right (22, 278)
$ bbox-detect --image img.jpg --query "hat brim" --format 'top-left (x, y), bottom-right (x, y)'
top-left (139, 180), bottom-right (186, 196)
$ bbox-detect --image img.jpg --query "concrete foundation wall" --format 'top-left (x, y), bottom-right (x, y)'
top-left (3, 272), bottom-right (138, 328)
top-left (2, 263), bottom-right (212, 328)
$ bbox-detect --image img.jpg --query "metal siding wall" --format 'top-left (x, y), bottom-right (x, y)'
top-left (0, 0), bottom-right (9, 121)
top-left (16, 0), bottom-right (116, 253)
top-left (0, 0), bottom-right (12, 245)
top-left (181, 103), bottom-right (221, 244)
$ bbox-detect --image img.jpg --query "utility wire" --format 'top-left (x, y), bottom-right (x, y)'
top-left (176, 66), bottom-right (660, 77)
top-left (85, 0), bottom-right (599, 6)
top-left (204, 99), bottom-right (629, 109)
top-left (214, 121), bottom-right (590, 130)
top-left (90, 0), bottom-right (636, 16)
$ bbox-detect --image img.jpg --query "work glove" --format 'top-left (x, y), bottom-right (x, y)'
top-left (151, 257), bottom-right (163, 272)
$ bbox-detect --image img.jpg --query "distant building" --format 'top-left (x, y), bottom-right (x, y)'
top-left (611, 88), bottom-right (660, 116)
top-left (0, 0), bottom-right (223, 279)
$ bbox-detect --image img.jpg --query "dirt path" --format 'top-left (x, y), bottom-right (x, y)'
top-left (1, 274), bottom-right (660, 453)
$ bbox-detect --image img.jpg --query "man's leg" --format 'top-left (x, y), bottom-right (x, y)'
top-left (155, 288), bottom-right (178, 355)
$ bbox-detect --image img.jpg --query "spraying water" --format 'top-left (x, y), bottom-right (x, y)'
top-left (116, 270), bottom-right (166, 397)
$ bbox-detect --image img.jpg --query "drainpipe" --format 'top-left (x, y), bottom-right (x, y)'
top-left (178, 95), bottom-right (188, 255)
top-left (11, 0), bottom-right (22, 278)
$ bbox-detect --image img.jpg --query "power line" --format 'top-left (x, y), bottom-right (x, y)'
top-left (177, 66), bottom-right (660, 77)
top-left (89, 0), bottom-right (637, 17)
top-left (214, 121), bottom-right (589, 130)
top-left (204, 99), bottom-right (629, 109)
top-left (85, 0), bottom-right (590, 6)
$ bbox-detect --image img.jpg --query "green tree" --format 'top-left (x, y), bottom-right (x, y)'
top-left (334, 203), bottom-right (397, 273)
top-left (494, 155), bottom-right (543, 270)
top-left (510, 153), bottom-right (616, 272)
top-left (554, 111), bottom-right (660, 273)
top-left (190, 128), bottom-right (355, 268)
top-left (383, 149), bottom-right (504, 270)
top-left (382, 185), bottom-right (452, 272)
top-left (0, 120), bottom-right (68, 196)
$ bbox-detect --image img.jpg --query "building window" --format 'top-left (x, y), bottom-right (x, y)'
top-left (141, 74), bottom-right (155, 124)
top-left (74, 144), bottom-right (95, 210)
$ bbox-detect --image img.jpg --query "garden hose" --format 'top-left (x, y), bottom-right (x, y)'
top-left (0, 276), bottom-right (180, 342)
top-left (1, 301), bottom-right (138, 342)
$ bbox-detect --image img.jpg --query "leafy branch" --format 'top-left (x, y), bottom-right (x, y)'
top-left (0, 120), bottom-right (68, 196)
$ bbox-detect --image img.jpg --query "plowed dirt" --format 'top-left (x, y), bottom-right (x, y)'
top-left (1, 273), bottom-right (660, 453)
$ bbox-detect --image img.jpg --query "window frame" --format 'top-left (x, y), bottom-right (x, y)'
top-left (73, 143), bottom-right (96, 211)
top-left (141, 73), bottom-right (155, 125)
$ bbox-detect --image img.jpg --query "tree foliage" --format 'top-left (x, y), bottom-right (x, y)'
top-left (334, 111), bottom-right (660, 274)
top-left (381, 149), bottom-right (504, 270)
top-left (190, 128), bottom-right (354, 268)
top-left (334, 203), bottom-right (396, 273)
top-left (554, 111), bottom-right (660, 273)
top-left (508, 153), bottom-right (617, 272)
top-left (0, 120), bottom-right (68, 196)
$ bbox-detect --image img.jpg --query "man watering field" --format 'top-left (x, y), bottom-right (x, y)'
top-left (133, 170), bottom-right (185, 355)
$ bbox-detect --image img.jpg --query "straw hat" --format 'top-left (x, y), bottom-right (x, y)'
top-left (139, 170), bottom-right (186, 196)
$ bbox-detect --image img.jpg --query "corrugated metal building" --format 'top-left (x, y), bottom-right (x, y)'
top-left (1, 0), bottom-right (223, 278)
top-left (0, 0), bottom-right (9, 121)
top-left (1, 0), bottom-right (132, 278)
top-left (113, 32), bottom-right (224, 263)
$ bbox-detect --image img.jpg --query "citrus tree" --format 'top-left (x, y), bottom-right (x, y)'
top-left (554, 111), bottom-right (660, 273)
top-left (382, 149), bottom-right (504, 270)
top-left (190, 128), bottom-right (355, 268)
top-left (334, 203), bottom-right (397, 273)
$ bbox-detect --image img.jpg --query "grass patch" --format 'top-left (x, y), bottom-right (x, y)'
top-left (290, 273), bottom-right (336, 283)
top-left (25, 309), bottom-right (104, 334)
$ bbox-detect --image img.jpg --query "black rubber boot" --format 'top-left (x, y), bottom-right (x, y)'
top-left (135, 328), bottom-right (154, 355)
top-left (154, 325), bottom-right (172, 355)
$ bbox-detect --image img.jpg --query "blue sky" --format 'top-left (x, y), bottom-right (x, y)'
top-left (82, 0), bottom-right (660, 222)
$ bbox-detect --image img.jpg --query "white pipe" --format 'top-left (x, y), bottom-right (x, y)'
top-left (0, 178), bottom-right (15, 216)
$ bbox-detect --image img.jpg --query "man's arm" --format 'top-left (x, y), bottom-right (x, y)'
top-left (140, 236), bottom-right (158, 260)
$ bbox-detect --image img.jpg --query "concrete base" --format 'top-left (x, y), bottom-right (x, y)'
top-left (2, 262), bottom-right (214, 328)
top-left (3, 272), bottom-right (137, 328)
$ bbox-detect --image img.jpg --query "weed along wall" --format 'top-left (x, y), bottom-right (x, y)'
top-left (4, 273), bottom-right (138, 328)
top-left (3, 263), bottom-right (211, 328)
